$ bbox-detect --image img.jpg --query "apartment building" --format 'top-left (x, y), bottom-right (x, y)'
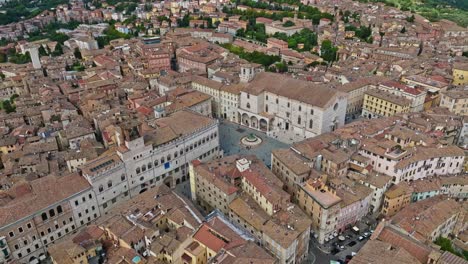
top-left (362, 89), bottom-right (411, 119)
top-left (401, 74), bottom-right (448, 108)
top-left (334, 180), bottom-right (372, 232)
top-left (190, 155), bottom-right (311, 264)
top-left (189, 156), bottom-right (242, 214)
top-left (267, 38), bottom-right (288, 50)
top-left (191, 75), bottom-right (244, 121)
top-left (0, 77), bottom-right (26, 101)
top-left (381, 181), bottom-right (413, 217)
top-left (271, 148), bottom-right (312, 196)
top-left (271, 134), bottom-right (360, 197)
top-left (81, 110), bottom-right (220, 213)
top-left (452, 62), bottom-right (468, 86)
top-left (189, 212), bottom-right (276, 264)
top-left (48, 225), bottom-right (105, 264)
top-left (336, 78), bottom-right (378, 120)
top-left (0, 173), bottom-right (100, 264)
top-left (409, 178), bottom-right (441, 203)
top-left (440, 175), bottom-right (468, 201)
top-left (176, 43), bottom-right (224, 74)
top-left (359, 138), bottom-right (465, 184)
top-left (297, 179), bottom-right (341, 244)
top-left (440, 86), bottom-right (468, 115)
top-left (0, 136), bottom-right (18, 154)
top-left (238, 72), bottom-right (347, 140)
top-left (357, 171), bottom-right (392, 214)
top-left (391, 196), bottom-right (464, 242)
top-left (157, 89), bottom-right (213, 118)
top-left (378, 81), bottom-right (426, 112)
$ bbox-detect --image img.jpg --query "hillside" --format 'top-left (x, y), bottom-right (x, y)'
top-left (358, 0), bottom-right (468, 27)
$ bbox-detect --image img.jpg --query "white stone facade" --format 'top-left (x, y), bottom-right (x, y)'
top-left (238, 90), bottom-right (347, 140)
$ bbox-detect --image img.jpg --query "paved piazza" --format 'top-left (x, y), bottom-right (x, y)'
top-left (219, 121), bottom-right (289, 167)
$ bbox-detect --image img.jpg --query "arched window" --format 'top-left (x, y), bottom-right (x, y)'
top-left (265, 104), bottom-right (269, 112)
top-left (41, 212), bottom-right (48, 221)
top-left (57, 205), bottom-right (63, 214)
top-left (107, 181), bottom-right (112, 188)
top-left (167, 154), bottom-right (171, 161)
top-left (136, 167), bottom-right (141, 174)
top-left (298, 106), bottom-right (302, 111)
top-left (148, 162), bottom-right (152, 169)
top-left (309, 120), bottom-right (313, 129)
top-left (310, 109), bottom-right (314, 115)
top-left (154, 160), bottom-right (159, 166)
top-left (297, 116), bottom-right (301, 125)
top-left (246, 102), bottom-right (251, 109)
top-left (98, 185), bottom-right (103, 192)
top-left (334, 103), bottom-right (338, 110)
top-left (121, 174), bottom-right (126, 181)
top-left (49, 209), bottom-right (55, 217)
top-left (142, 165), bottom-right (146, 172)
top-left (161, 157), bottom-right (165, 164)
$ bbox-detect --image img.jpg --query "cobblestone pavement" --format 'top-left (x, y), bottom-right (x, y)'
top-left (267, 129), bottom-right (308, 145)
top-left (219, 121), bottom-right (289, 167)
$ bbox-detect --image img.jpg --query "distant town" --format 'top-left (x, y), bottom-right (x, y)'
top-left (0, 0), bottom-right (467, 264)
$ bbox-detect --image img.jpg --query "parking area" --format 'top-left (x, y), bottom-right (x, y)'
top-left (305, 217), bottom-right (378, 264)
top-left (329, 229), bottom-right (372, 261)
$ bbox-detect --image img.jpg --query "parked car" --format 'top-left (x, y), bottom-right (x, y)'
top-left (331, 248), bottom-right (340, 255)
top-left (347, 241), bottom-right (357, 247)
top-left (358, 236), bottom-right (364, 241)
top-left (363, 232), bottom-right (370, 237)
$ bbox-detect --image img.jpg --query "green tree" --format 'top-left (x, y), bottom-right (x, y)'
top-left (10, 94), bottom-right (19, 103)
top-left (282, 20), bottom-right (295, 27)
top-left (320, 39), bottom-right (338, 62)
top-left (38, 45), bottom-right (48, 57)
top-left (236, 28), bottom-right (246, 37)
top-left (52, 43), bottom-right (63, 56)
top-left (9, 51), bottom-right (31, 64)
top-left (379, 31), bottom-right (385, 47)
top-left (2, 100), bottom-right (15, 113)
top-left (0, 53), bottom-right (6, 63)
top-left (434, 237), bottom-right (466, 260)
top-left (177, 14), bottom-right (190, 27)
top-left (73, 47), bottom-right (82, 60)
top-left (276, 61), bottom-right (288, 72)
top-left (406, 14), bottom-right (415, 22)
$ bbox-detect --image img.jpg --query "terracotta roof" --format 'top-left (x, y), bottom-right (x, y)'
top-left (349, 240), bottom-right (422, 264)
top-left (193, 216), bottom-right (246, 253)
top-left (0, 173), bottom-right (91, 228)
top-left (272, 148), bottom-right (310, 175)
top-left (244, 72), bottom-right (344, 108)
top-left (391, 196), bottom-right (462, 241)
top-left (376, 225), bottom-right (433, 263)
